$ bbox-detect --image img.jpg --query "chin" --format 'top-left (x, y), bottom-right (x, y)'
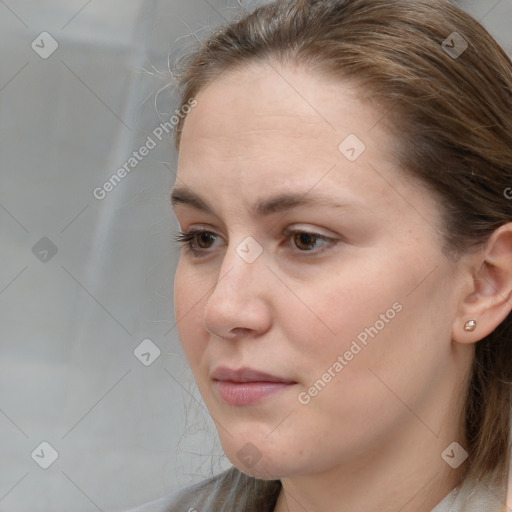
top-left (229, 452), bottom-right (288, 480)
top-left (219, 433), bottom-right (303, 481)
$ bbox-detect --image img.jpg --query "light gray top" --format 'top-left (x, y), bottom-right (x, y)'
top-left (126, 466), bottom-right (506, 512)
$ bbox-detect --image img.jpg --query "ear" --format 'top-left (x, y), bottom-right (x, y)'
top-left (452, 222), bottom-right (512, 344)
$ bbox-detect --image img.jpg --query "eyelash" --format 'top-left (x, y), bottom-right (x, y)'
top-left (172, 228), bottom-right (338, 256)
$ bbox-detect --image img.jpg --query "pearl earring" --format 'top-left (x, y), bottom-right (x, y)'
top-left (464, 320), bottom-right (476, 332)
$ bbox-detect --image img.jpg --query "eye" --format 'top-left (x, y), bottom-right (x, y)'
top-left (286, 229), bottom-right (335, 252)
top-left (173, 229), bottom-right (221, 253)
top-left (173, 227), bottom-right (338, 256)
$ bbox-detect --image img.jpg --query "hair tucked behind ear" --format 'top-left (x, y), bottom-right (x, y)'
top-left (172, 0), bottom-right (512, 502)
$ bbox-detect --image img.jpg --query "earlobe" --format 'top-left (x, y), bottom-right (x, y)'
top-left (452, 222), bottom-right (512, 345)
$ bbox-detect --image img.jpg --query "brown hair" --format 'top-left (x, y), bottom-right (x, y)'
top-left (172, 0), bottom-right (512, 502)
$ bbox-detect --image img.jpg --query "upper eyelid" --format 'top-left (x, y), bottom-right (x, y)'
top-left (283, 227), bottom-right (336, 239)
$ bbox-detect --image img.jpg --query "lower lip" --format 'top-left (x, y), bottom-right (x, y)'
top-left (215, 381), bottom-right (295, 406)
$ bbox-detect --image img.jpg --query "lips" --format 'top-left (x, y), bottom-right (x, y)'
top-left (211, 366), bottom-right (296, 406)
top-left (211, 366), bottom-right (295, 383)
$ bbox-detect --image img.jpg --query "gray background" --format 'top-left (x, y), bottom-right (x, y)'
top-left (0, 1), bottom-right (510, 511)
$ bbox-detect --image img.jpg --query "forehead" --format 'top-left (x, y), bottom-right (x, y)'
top-left (181, 60), bottom-right (384, 149)
top-left (179, 60), bottom-right (395, 178)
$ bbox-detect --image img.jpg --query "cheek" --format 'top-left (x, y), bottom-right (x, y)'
top-left (281, 262), bottom-right (404, 361)
top-left (292, 261), bottom-right (455, 416)
top-left (174, 262), bottom-right (209, 366)
top-left (285, 252), bottom-right (452, 391)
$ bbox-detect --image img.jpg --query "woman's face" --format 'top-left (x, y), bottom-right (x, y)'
top-left (173, 61), bottom-right (471, 480)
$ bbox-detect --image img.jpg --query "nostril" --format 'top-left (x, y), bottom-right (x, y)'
top-left (205, 326), bottom-right (253, 341)
top-left (230, 327), bottom-right (254, 338)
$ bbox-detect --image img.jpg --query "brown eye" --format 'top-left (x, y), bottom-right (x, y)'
top-left (195, 231), bottom-right (217, 249)
top-left (292, 232), bottom-right (319, 251)
top-left (173, 229), bottom-right (223, 255)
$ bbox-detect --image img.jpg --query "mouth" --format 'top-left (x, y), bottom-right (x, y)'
top-left (211, 366), bottom-right (297, 406)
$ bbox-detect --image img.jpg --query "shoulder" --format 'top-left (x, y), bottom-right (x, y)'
top-left (125, 466), bottom-right (281, 512)
top-left (432, 479), bottom-right (507, 512)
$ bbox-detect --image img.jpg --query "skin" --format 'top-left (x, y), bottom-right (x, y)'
top-left (172, 60), bottom-right (512, 512)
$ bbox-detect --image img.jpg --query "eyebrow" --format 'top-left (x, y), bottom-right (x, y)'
top-left (170, 187), bottom-right (355, 217)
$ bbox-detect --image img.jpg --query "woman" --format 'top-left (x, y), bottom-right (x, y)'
top-left (130, 0), bottom-right (512, 510)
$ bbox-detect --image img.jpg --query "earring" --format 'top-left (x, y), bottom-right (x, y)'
top-left (464, 320), bottom-right (477, 332)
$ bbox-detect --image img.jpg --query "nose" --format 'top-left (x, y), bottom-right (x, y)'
top-left (203, 242), bottom-right (273, 341)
